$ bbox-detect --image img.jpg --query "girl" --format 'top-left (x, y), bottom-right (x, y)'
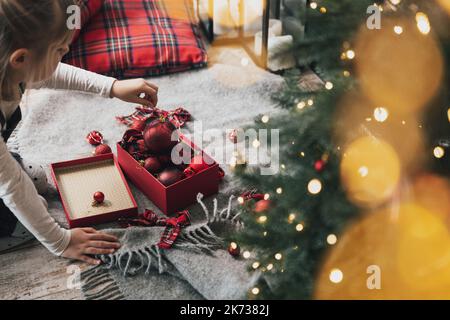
top-left (0, 0), bottom-right (159, 265)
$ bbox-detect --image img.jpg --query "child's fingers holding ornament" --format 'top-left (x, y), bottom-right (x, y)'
top-left (110, 78), bottom-right (159, 108)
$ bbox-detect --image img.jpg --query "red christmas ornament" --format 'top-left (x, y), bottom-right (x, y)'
top-left (143, 156), bottom-right (162, 174)
top-left (253, 199), bottom-right (271, 213)
top-left (228, 242), bottom-right (240, 257)
top-left (158, 168), bottom-right (184, 187)
top-left (92, 191), bottom-right (105, 205)
top-left (183, 154), bottom-right (211, 177)
top-left (93, 144), bottom-right (112, 156)
top-left (314, 159), bottom-right (325, 172)
top-left (130, 119), bottom-right (147, 132)
top-left (143, 118), bottom-right (179, 154)
top-left (158, 154), bottom-right (172, 166)
top-left (86, 131), bottom-right (104, 146)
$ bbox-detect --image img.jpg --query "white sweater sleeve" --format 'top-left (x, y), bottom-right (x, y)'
top-left (30, 63), bottom-right (117, 98)
top-left (0, 137), bottom-right (71, 256)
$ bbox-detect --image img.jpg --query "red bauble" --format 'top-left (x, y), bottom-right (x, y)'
top-left (143, 119), bottom-right (178, 154)
top-left (93, 191), bottom-right (105, 204)
top-left (144, 156), bottom-right (162, 173)
top-left (314, 159), bottom-right (325, 172)
top-left (93, 144), bottom-right (112, 156)
top-left (253, 199), bottom-right (271, 213)
top-left (228, 242), bottom-right (240, 257)
top-left (184, 154), bottom-right (211, 177)
top-left (130, 119), bottom-right (147, 132)
top-left (86, 131), bottom-right (103, 146)
top-left (158, 154), bottom-right (172, 166)
top-left (158, 168), bottom-right (184, 187)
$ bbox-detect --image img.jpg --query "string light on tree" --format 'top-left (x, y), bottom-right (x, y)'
top-left (343, 70), bottom-right (351, 77)
top-left (308, 179), bottom-right (322, 194)
top-left (297, 101), bottom-right (306, 110)
top-left (267, 263), bottom-right (274, 271)
top-left (329, 268), bottom-right (344, 284)
top-left (320, 7), bottom-right (327, 14)
top-left (307, 99), bottom-right (314, 106)
top-left (433, 146), bottom-right (445, 159)
top-left (416, 12), bottom-right (431, 35)
top-left (346, 49), bottom-right (355, 59)
top-left (296, 223), bottom-right (304, 232)
top-left (261, 115), bottom-right (270, 123)
top-left (288, 213), bottom-right (296, 223)
top-left (251, 287), bottom-right (260, 295)
top-left (276, 187), bottom-right (283, 194)
top-left (258, 215), bottom-right (268, 223)
top-left (243, 251), bottom-right (251, 259)
top-left (374, 107), bottom-right (389, 122)
top-left (394, 25), bottom-right (404, 35)
top-left (325, 81), bottom-right (334, 90)
top-left (275, 253), bottom-right (283, 260)
top-left (310, 1), bottom-right (318, 9)
top-left (252, 262), bottom-right (260, 269)
top-left (327, 234), bottom-right (338, 245)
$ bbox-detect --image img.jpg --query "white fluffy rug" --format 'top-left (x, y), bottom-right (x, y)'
top-left (10, 63), bottom-right (284, 227)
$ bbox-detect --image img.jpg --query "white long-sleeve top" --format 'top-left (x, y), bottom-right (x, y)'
top-left (0, 63), bottom-right (116, 256)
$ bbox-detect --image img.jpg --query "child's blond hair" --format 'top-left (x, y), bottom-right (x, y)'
top-left (0, 0), bottom-right (76, 100)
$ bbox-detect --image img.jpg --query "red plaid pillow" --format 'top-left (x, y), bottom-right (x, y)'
top-left (72, 0), bottom-right (105, 42)
top-left (64, 0), bottom-right (207, 79)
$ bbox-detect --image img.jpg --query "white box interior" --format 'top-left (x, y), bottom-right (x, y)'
top-left (54, 159), bottom-right (135, 219)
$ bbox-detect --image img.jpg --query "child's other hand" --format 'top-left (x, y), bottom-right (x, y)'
top-left (62, 227), bottom-right (121, 265)
top-left (111, 78), bottom-right (158, 108)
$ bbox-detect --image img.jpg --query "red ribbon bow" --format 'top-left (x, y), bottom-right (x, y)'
top-left (116, 106), bottom-right (191, 129)
top-left (239, 189), bottom-right (265, 202)
top-left (118, 210), bottom-right (191, 249)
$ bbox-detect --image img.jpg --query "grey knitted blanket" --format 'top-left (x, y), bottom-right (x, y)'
top-left (10, 63), bottom-right (284, 299)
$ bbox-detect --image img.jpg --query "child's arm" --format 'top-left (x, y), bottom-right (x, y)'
top-left (0, 139), bottom-right (70, 255)
top-left (30, 63), bottom-right (158, 107)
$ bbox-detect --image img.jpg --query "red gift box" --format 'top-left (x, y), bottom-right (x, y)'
top-left (117, 134), bottom-right (220, 215)
top-left (50, 153), bottom-right (138, 228)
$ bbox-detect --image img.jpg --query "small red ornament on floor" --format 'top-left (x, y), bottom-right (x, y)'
top-left (86, 130), bottom-right (104, 146)
top-left (314, 159), bottom-right (325, 172)
top-left (228, 242), bottom-right (240, 257)
top-left (92, 191), bottom-right (105, 206)
top-left (93, 144), bottom-right (112, 156)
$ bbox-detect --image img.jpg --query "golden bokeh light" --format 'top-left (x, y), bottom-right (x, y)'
top-left (333, 91), bottom-right (426, 173)
top-left (308, 179), bottom-right (322, 195)
top-left (315, 201), bottom-right (450, 299)
top-left (329, 269), bottom-right (344, 284)
top-left (437, 0), bottom-right (450, 15)
top-left (340, 136), bottom-right (401, 207)
top-left (354, 17), bottom-right (444, 114)
top-left (433, 146), bottom-right (445, 159)
top-left (415, 12), bottom-right (431, 35)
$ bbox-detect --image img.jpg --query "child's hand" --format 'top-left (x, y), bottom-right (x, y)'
top-left (111, 78), bottom-right (158, 108)
top-left (62, 227), bottom-right (121, 265)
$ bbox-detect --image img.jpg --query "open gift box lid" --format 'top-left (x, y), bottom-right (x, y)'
top-left (50, 153), bottom-right (138, 228)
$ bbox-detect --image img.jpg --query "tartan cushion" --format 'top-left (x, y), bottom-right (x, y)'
top-left (63, 0), bottom-right (207, 79)
top-left (73, 0), bottom-right (105, 42)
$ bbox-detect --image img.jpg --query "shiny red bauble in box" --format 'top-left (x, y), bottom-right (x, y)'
top-left (143, 119), bottom-right (178, 154)
top-left (158, 167), bottom-right (184, 187)
top-left (130, 119), bottom-right (147, 132)
top-left (93, 191), bottom-right (105, 204)
top-left (143, 156), bottom-right (163, 174)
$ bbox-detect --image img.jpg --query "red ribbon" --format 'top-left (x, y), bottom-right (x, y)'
top-left (118, 210), bottom-right (191, 249)
top-left (116, 106), bottom-right (191, 129)
top-left (239, 189), bottom-right (265, 202)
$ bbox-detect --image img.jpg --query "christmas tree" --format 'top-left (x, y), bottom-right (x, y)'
top-left (232, 0), bottom-right (450, 299)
